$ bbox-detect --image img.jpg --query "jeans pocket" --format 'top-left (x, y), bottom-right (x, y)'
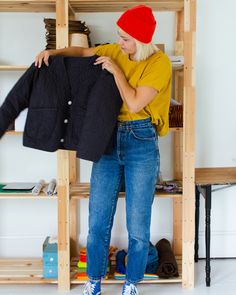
top-left (131, 127), bottom-right (157, 141)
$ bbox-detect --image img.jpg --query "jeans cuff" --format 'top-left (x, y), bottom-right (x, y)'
top-left (88, 274), bottom-right (106, 281)
top-left (125, 277), bottom-right (142, 284)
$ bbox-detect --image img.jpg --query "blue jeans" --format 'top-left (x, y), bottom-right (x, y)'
top-left (87, 118), bottom-right (160, 284)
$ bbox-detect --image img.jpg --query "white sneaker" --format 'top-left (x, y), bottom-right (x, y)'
top-left (122, 281), bottom-right (138, 295)
top-left (82, 280), bottom-right (101, 295)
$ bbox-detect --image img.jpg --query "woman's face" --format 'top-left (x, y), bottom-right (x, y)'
top-left (117, 29), bottom-right (137, 56)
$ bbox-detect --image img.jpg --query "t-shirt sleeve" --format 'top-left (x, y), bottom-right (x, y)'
top-left (93, 44), bottom-right (117, 57)
top-left (137, 54), bottom-right (172, 92)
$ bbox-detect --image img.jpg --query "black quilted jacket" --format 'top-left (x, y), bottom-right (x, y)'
top-left (0, 55), bottom-right (122, 162)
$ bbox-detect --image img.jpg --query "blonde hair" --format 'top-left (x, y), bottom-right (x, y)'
top-left (132, 40), bottom-right (159, 61)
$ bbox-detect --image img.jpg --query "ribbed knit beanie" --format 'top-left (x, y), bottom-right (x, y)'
top-left (116, 5), bottom-right (156, 44)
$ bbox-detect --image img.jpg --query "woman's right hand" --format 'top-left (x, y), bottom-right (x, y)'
top-left (35, 50), bottom-right (52, 68)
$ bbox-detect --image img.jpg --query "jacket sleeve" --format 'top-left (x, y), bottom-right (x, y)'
top-left (0, 63), bottom-right (36, 139)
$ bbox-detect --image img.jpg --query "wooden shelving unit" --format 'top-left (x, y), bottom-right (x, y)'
top-left (0, 0), bottom-right (196, 291)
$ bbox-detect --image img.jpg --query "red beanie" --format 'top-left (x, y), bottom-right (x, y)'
top-left (116, 5), bottom-right (156, 44)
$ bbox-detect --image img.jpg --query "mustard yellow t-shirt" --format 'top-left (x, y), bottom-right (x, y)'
top-left (94, 43), bottom-right (171, 136)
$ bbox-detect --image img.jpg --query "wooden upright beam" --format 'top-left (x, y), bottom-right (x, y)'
top-left (182, 0), bottom-right (196, 289)
top-left (69, 151), bottom-right (78, 258)
top-left (69, 151), bottom-right (77, 183)
top-left (173, 9), bottom-right (184, 180)
top-left (57, 151), bottom-right (71, 292)
top-left (175, 9), bottom-right (184, 55)
top-left (56, 0), bottom-right (69, 50)
top-left (56, 0), bottom-right (70, 292)
top-left (173, 8), bottom-right (184, 257)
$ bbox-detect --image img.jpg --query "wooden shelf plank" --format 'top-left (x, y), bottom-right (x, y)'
top-left (0, 193), bottom-right (57, 199)
top-left (170, 127), bottom-right (183, 132)
top-left (172, 64), bottom-right (184, 71)
top-left (0, 65), bottom-right (29, 71)
top-left (0, 0), bottom-right (56, 12)
top-left (0, 256), bottom-right (182, 284)
top-left (0, 258), bottom-right (57, 284)
top-left (5, 128), bottom-right (182, 136)
top-left (70, 256), bottom-right (182, 284)
top-left (5, 131), bottom-right (23, 135)
top-left (0, 0), bottom-right (184, 12)
top-left (0, 65), bottom-right (182, 71)
top-left (71, 277), bottom-right (182, 284)
top-left (70, 183), bottom-right (182, 199)
top-left (0, 183), bottom-right (57, 199)
top-left (0, 277), bottom-right (57, 284)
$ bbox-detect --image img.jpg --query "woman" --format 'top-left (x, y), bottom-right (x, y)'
top-left (35, 4), bottom-right (171, 295)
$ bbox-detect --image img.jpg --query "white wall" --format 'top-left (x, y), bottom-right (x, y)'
top-left (196, 0), bottom-right (236, 257)
top-left (0, 0), bottom-right (236, 258)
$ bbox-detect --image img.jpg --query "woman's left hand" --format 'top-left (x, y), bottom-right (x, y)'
top-left (94, 56), bottom-right (121, 75)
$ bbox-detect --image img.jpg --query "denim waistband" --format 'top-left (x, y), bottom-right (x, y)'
top-left (117, 118), bottom-right (152, 129)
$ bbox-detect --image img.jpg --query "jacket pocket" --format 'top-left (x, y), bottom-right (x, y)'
top-left (24, 108), bottom-right (57, 141)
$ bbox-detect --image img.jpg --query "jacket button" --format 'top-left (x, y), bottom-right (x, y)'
top-left (60, 138), bottom-right (64, 143)
top-left (68, 100), bottom-right (72, 105)
top-left (64, 119), bottom-right (68, 123)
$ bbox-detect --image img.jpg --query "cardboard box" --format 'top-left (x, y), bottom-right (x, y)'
top-left (43, 236), bottom-right (58, 278)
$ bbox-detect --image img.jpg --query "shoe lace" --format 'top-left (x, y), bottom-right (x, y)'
top-left (83, 281), bottom-right (96, 295)
top-left (123, 283), bottom-right (138, 295)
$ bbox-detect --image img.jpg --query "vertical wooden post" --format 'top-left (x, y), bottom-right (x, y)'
top-left (173, 197), bottom-right (182, 255)
top-left (68, 7), bottom-right (79, 261)
top-left (57, 150), bottom-right (70, 291)
top-left (182, 0), bottom-right (196, 289)
top-left (69, 152), bottom-right (78, 258)
top-left (56, 0), bottom-right (70, 292)
top-left (175, 9), bottom-right (184, 56)
top-left (173, 9), bottom-right (184, 256)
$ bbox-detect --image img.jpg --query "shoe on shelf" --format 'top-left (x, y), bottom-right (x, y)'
top-left (122, 281), bottom-right (138, 295)
top-left (82, 280), bottom-right (101, 295)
